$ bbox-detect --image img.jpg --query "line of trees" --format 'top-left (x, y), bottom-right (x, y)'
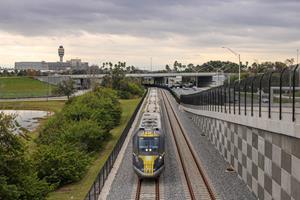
top-left (1, 58), bottom-right (297, 77)
top-left (164, 59), bottom-right (296, 74)
top-left (101, 62), bottom-right (144, 99)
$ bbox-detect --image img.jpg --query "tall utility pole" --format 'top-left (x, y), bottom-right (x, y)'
top-left (297, 49), bottom-right (299, 65)
top-left (222, 47), bottom-right (241, 82)
top-left (150, 57), bottom-right (153, 71)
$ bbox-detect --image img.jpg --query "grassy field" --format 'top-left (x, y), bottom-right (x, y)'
top-left (46, 98), bottom-right (141, 200)
top-left (0, 77), bottom-right (56, 98)
top-left (0, 100), bottom-right (65, 113)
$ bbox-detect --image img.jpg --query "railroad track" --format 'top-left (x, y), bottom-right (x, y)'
top-left (160, 89), bottom-right (216, 200)
top-left (135, 178), bottom-right (160, 200)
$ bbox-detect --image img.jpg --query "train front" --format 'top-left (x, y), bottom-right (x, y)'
top-left (133, 130), bottom-right (164, 178)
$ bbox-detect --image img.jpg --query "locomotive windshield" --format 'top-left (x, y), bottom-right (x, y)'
top-left (138, 137), bottom-right (159, 154)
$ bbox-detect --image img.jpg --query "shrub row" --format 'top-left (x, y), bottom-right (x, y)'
top-left (34, 88), bottom-right (121, 190)
top-left (117, 79), bottom-right (144, 99)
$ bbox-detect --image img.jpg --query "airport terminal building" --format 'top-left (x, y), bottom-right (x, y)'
top-left (15, 59), bottom-right (89, 71)
top-left (14, 46), bottom-right (89, 71)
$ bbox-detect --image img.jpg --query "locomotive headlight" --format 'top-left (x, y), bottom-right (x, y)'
top-left (159, 156), bottom-right (162, 160)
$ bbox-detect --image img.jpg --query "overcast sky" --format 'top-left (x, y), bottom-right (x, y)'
top-left (0, 0), bottom-right (299, 69)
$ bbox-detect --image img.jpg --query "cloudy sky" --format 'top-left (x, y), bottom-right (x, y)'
top-left (0, 0), bottom-right (299, 69)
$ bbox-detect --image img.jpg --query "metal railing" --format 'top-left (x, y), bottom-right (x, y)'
top-left (84, 91), bottom-right (147, 200)
top-left (180, 65), bottom-right (300, 122)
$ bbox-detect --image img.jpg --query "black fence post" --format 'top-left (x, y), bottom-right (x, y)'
top-left (268, 72), bottom-right (274, 119)
top-left (93, 181), bottom-right (96, 200)
top-left (220, 87), bottom-right (222, 112)
top-left (207, 92), bottom-right (209, 111)
top-left (251, 76), bottom-right (255, 117)
top-left (234, 82), bottom-right (237, 114)
top-left (213, 90), bottom-right (215, 111)
top-left (279, 68), bottom-right (287, 120)
top-left (244, 79), bottom-right (247, 116)
top-left (204, 93), bottom-right (206, 110)
top-left (224, 85), bottom-right (227, 113)
top-left (218, 87), bottom-right (220, 112)
top-left (202, 93), bottom-right (204, 110)
top-left (293, 65), bottom-right (299, 121)
top-left (239, 81), bottom-right (241, 115)
top-left (228, 83), bottom-right (231, 114)
top-left (208, 90), bottom-right (211, 111)
top-left (259, 74), bottom-right (264, 117)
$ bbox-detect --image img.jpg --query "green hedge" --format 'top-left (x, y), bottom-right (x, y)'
top-left (34, 88), bottom-right (122, 191)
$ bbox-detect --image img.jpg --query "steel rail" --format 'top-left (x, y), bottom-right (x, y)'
top-left (161, 89), bottom-right (217, 200)
top-left (135, 178), bottom-right (160, 200)
top-left (135, 179), bottom-right (142, 200)
top-left (155, 179), bottom-right (160, 200)
top-left (160, 90), bottom-right (196, 200)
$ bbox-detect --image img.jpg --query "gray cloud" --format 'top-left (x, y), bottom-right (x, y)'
top-left (0, 0), bottom-right (300, 60)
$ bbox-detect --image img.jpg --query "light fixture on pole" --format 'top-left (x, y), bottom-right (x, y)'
top-left (222, 47), bottom-right (241, 82)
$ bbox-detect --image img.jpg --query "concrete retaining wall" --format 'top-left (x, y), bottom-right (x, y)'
top-left (185, 108), bottom-right (300, 200)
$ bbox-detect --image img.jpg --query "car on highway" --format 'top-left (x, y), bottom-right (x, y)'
top-left (262, 97), bottom-right (269, 103)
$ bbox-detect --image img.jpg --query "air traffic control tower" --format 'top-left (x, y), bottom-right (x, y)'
top-left (58, 45), bottom-right (64, 62)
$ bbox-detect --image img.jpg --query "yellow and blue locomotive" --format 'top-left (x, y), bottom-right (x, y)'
top-left (132, 88), bottom-right (165, 178)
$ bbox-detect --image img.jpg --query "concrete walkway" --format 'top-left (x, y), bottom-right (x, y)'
top-left (0, 89), bottom-right (90, 102)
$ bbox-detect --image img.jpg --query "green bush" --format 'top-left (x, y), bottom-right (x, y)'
top-left (18, 173), bottom-right (50, 200)
top-left (0, 113), bottom-right (51, 200)
top-left (63, 120), bottom-right (110, 152)
top-left (127, 82), bottom-right (144, 96)
top-left (34, 88), bottom-right (122, 189)
top-left (35, 142), bottom-right (90, 187)
top-left (63, 90), bottom-right (121, 130)
top-left (117, 90), bottom-right (132, 99)
top-left (37, 114), bottom-right (66, 145)
top-left (118, 79), bottom-right (144, 98)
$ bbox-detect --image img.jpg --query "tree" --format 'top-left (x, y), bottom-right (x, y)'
top-left (35, 142), bottom-right (90, 187)
top-left (165, 64), bottom-right (171, 72)
top-left (54, 79), bottom-right (76, 99)
top-left (285, 58), bottom-right (294, 66)
top-left (0, 113), bottom-right (50, 199)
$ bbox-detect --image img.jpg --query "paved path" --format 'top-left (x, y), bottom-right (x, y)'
top-left (0, 89), bottom-right (90, 102)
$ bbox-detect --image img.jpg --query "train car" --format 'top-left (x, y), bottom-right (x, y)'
top-left (133, 88), bottom-right (165, 178)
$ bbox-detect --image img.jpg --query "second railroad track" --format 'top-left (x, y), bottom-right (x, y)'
top-left (160, 89), bottom-right (216, 200)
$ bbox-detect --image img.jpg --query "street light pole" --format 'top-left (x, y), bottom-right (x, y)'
top-left (238, 54), bottom-right (241, 81)
top-left (222, 47), bottom-right (241, 82)
top-left (150, 57), bottom-right (153, 72)
top-left (297, 49), bottom-right (299, 65)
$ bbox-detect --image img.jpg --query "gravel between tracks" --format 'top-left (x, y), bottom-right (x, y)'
top-left (160, 93), bottom-right (187, 200)
top-left (165, 91), bottom-right (256, 200)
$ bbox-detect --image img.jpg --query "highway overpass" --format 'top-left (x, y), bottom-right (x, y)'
top-left (36, 72), bottom-right (228, 88)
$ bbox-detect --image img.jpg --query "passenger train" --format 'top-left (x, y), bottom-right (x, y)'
top-left (133, 88), bottom-right (165, 178)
